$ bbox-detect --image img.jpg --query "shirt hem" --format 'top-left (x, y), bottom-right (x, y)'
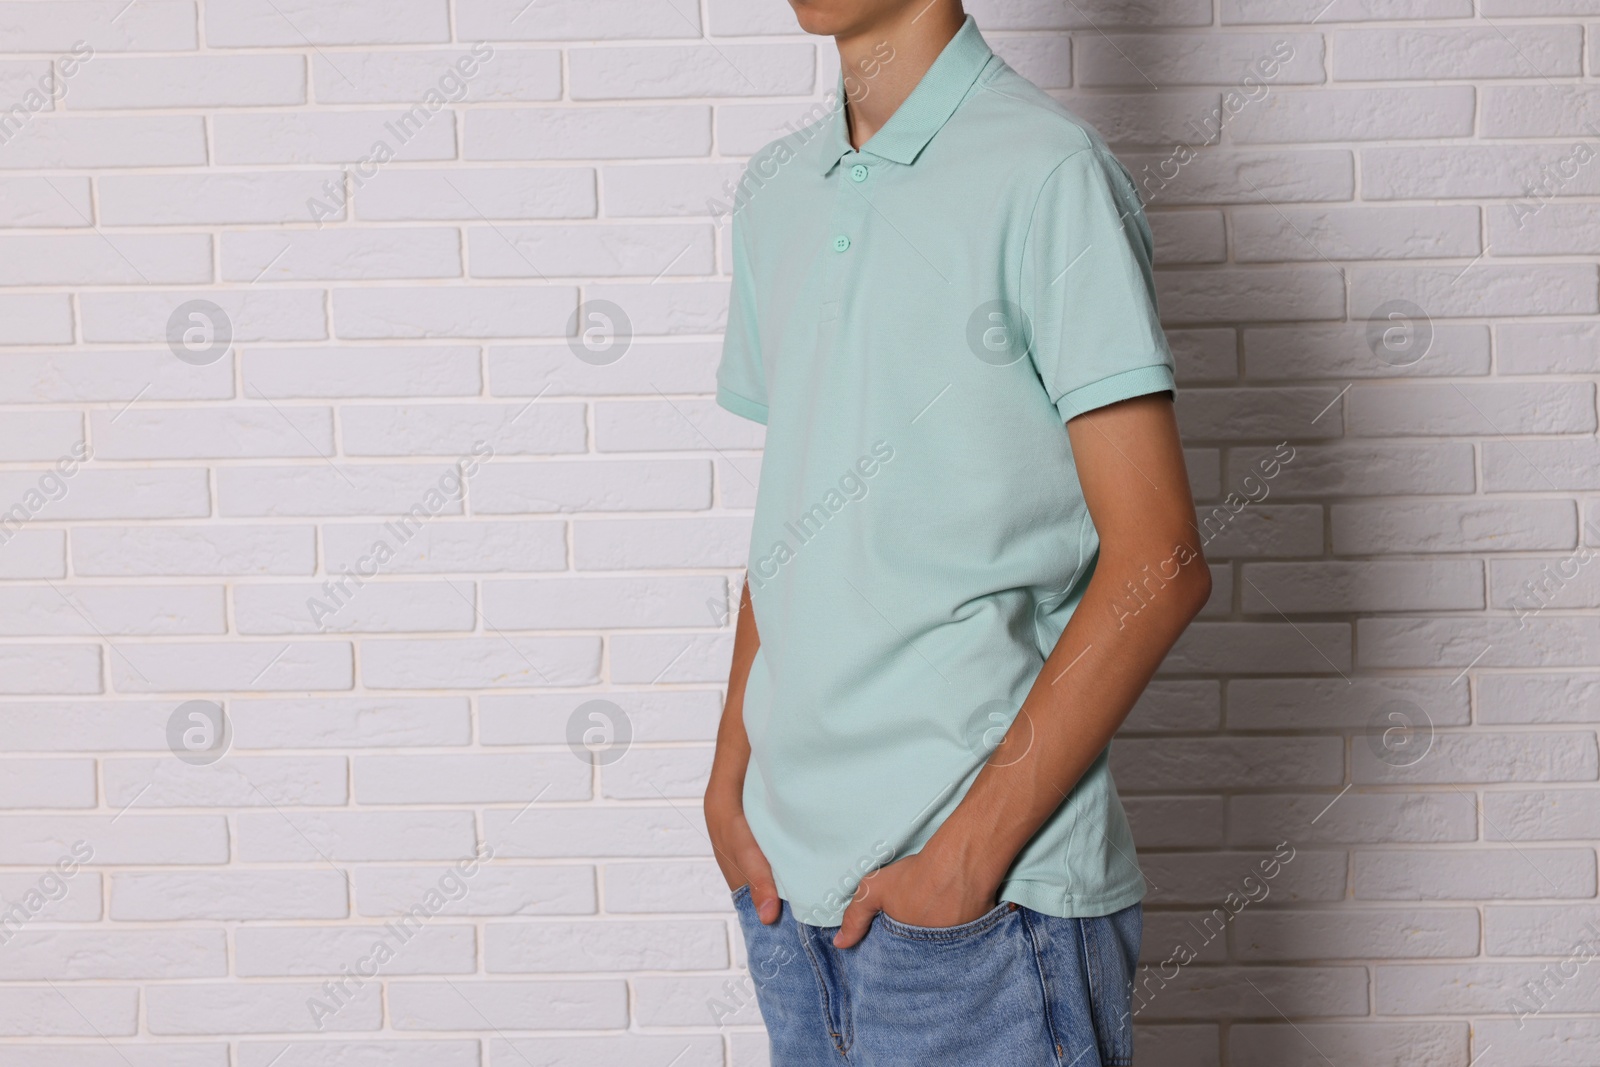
top-left (998, 876), bottom-right (1147, 921)
top-left (716, 384), bottom-right (769, 425)
top-left (1056, 363), bottom-right (1175, 423)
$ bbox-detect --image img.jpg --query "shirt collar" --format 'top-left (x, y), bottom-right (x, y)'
top-left (812, 14), bottom-right (993, 176)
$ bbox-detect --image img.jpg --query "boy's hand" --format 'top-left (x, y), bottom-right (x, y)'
top-left (832, 838), bottom-right (999, 948)
top-left (705, 790), bottom-right (782, 925)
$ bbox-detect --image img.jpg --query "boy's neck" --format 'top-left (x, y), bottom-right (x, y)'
top-left (836, 1), bottom-right (966, 150)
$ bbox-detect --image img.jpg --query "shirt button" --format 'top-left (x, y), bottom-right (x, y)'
top-left (832, 235), bottom-right (851, 252)
top-left (850, 163), bottom-right (869, 182)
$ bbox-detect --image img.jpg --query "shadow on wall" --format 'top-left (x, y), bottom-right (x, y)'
top-left (984, 0), bottom-right (1586, 1064)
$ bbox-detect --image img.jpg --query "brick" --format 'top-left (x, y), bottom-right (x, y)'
top-left (1150, 210), bottom-right (1227, 264)
top-left (355, 864), bottom-right (595, 916)
top-left (1231, 87), bottom-right (1475, 143)
top-left (1364, 144), bottom-right (1600, 200)
top-left (236, 924), bottom-right (476, 976)
top-left (1333, 500), bottom-right (1576, 554)
top-left (457, 0), bottom-right (700, 40)
top-left (474, 460), bottom-right (711, 515)
top-left (485, 919), bottom-right (727, 971)
top-left (1483, 789), bottom-right (1600, 840)
top-left (1157, 268), bottom-right (1345, 325)
top-left (1235, 908), bottom-right (1480, 960)
top-left (594, 399), bottom-right (765, 452)
top-left (0, 1), bottom-right (197, 51)
top-left (1241, 560), bottom-right (1483, 613)
top-left (99, 171), bottom-right (343, 224)
top-left (103, 755), bottom-right (348, 807)
top-left (1163, 622), bottom-right (1352, 675)
top-left (332, 284), bottom-right (574, 339)
top-left (230, 697), bottom-right (469, 748)
top-left (1493, 556), bottom-right (1600, 612)
top-left (236, 1043), bottom-right (476, 1067)
top-left (1231, 791), bottom-right (1477, 845)
top-left (72, 525), bottom-right (315, 576)
top-left (148, 981), bottom-right (382, 1033)
top-left (92, 405), bottom-right (334, 459)
top-left (69, 54), bottom-right (305, 107)
top-left (0, 529), bottom-right (64, 578)
top-left (355, 754), bottom-right (588, 804)
top-left (1483, 903), bottom-right (1600, 955)
top-left (217, 464), bottom-right (468, 517)
top-left (1484, 440), bottom-right (1600, 491)
top-left (1127, 797), bottom-right (1227, 848)
top-left (245, 346), bottom-right (482, 397)
top-left (1477, 673), bottom-right (1600, 724)
top-left (466, 106), bottom-right (711, 160)
top-left (1354, 848), bottom-right (1596, 899)
top-left (1229, 1023), bottom-right (1468, 1067)
top-left (1245, 321), bottom-right (1487, 381)
top-left (223, 228), bottom-right (461, 282)
top-left (1227, 443), bottom-right (1477, 497)
top-left (572, 44), bottom-right (813, 99)
top-left (0, 646), bottom-right (99, 694)
top-left (1482, 86), bottom-right (1600, 137)
top-left (236, 581), bottom-right (476, 634)
top-left (238, 811), bottom-right (474, 862)
top-left (1349, 381), bottom-right (1595, 436)
top-left (610, 632), bottom-right (732, 684)
top-left (0, 116), bottom-right (205, 168)
top-left (602, 860), bottom-right (728, 913)
top-left (1355, 731), bottom-right (1598, 785)
top-left (488, 341), bottom-right (719, 397)
top-left (1113, 737), bottom-right (1342, 791)
top-left (478, 690), bottom-right (721, 745)
top-left (1235, 205), bottom-right (1480, 262)
top-left (214, 111), bottom-right (456, 165)
top-left (1076, 33), bottom-right (1323, 87)
top-left (0, 929), bottom-right (225, 979)
top-left (1470, 1020), bottom-right (1600, 1067)
top-left (353, 167), bottom-right (594, 221)
top-left (0, 814), bottom-right (227, 864)
top-left (360, 636), bottom-right (601, 689)
top-left (0, 757), bottom-right (93, 807)
top-left (1498, 322), bottom-right (1600, 375)
top-left (1229, 677), bottom-right (1471, 730)
top-left (0, 176), bottom-right (90, 226)
top-left (1360, 616), bottom-right (1600, 669)
top-left (112, 870), bottom-right (350, 920)
top-left (110, 639), bottom-right (353, 692)
top-left (389, 978), bottom-right (625, 1029)
top-left (1131, 965), bottom-right (1369, 1020)
top-left (0, 1048), bottom-right (223, 1067)
top-left (0, 410), bottom-right (80, 460)
top-left (340, 401), bottom-right (586, 456)
top-left (0, 233), bottom-right (210, 285)
top-left (0, 294), bottom-right (72, 343)
top-left (485, 807), bottom-right (709, 858)
top-left (1334, 26), bottom-right (1581, 80)
top-left (0, 987), bottom-right (138, 1037)
top-left (1222, 0), bottom-right (1473, 23)
top-left (321, 520), bottom-right (566, 574)
top-left (205, 0), bottom-right (449, 46)
top-left (0, 584), bottom-right (223, 635)
top-left (481, 576), bottom-right (725, 629)
top-left (312, 48), bottom-right (560, 104)
top-left (1375, 961), bottom-right (1600, 1014)
top-left (1351, 264), bottom-right (1598, 317)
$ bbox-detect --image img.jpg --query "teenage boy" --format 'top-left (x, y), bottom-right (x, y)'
top-left (705, 2), bottom-right (1211, 1063)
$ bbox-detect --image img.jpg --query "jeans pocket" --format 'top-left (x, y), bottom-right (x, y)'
top-left (1081, 903), bottom-right (1142, 1066)
top-left (876, 900), bottom-right (1015, 942)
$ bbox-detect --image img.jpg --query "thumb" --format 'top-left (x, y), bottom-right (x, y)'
top-left (832, 879), bottom-right (880, 949)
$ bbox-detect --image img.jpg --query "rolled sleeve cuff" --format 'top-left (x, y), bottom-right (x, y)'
top-left (1057, 363), bottom-right (1175, 423)
top-left (716, 384), bottom-right (769, 425)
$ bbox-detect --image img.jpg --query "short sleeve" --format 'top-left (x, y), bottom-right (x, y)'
top-left (1020, 147), bottom-right (1175, 423)
top-left (715, 206), bottom-right (769, 425)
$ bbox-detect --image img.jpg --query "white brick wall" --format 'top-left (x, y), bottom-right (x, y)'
top-left (0, 1), bottom-right (1595, 1064)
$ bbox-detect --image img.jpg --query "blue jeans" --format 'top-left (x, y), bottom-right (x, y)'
top-left (732, 885), bottom-right (1141, 1067)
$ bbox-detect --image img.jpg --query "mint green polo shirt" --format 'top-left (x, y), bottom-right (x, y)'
top-left (716, 15), bottom-right (1174, 927)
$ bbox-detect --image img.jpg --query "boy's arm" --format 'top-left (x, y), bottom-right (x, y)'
top-left (704, 578), bottom-right (784, 923)
top-left (834, 392), bottom-right (1210, 946)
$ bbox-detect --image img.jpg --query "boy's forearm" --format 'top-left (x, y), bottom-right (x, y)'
top-left (934, 544), bottom-right (1210, 888)
top-left (707, 578), bottom-right (761, 806)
